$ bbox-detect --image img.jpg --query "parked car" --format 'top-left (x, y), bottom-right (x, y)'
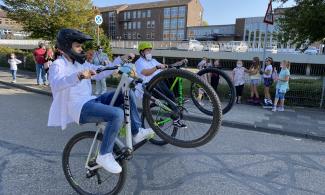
top-left (304, 47), bottom-right (318, 55)
top-left (204, 44), bottom-right (220, 52)
top-left (266, 46), bottom-right (278, 54)
top-left (177, 40), bottom-right (204, 51)
top-left (221, 41), bottom-right (248, 52)
top-left (209, 44), bottom-right (220, 52)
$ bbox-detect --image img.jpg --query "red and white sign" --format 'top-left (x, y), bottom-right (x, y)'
top-left (264, 1), bottom-right (274, 25)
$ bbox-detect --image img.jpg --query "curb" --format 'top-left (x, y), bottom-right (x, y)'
top-left (1, 80), bottom-right (325, 143)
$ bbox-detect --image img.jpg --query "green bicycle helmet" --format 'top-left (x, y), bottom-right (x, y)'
top-left (138, 41), bottom-right (153, 53)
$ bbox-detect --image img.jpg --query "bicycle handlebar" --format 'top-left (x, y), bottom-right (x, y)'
top-left (96, 66), bottom-right (119, 73)
top-left (168, 59), bottom-right (188, 69)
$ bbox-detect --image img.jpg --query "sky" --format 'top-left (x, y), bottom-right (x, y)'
top-left (93, 0), bottom-right (296, 25)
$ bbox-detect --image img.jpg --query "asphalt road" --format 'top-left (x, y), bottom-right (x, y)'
top-left (0, 83), bottom-right (325, 195)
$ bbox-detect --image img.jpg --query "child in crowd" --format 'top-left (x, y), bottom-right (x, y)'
top-left (8, 53), bottom-right (22, 83)
top-left (247, 57), bottom-right (261, 104)
top-left (272, 60), bottom-right (290, 112)
top-left (232, 60), bottom-right (247, 104)
top-left (261, 57), bottom-right (274, 107)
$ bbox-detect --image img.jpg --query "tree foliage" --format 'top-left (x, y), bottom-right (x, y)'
top-left (273, 0), bottom-right (325, 48)
top-left (3, 0), bottom-right (98, 41)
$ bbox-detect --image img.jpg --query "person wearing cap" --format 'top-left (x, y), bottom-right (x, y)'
top-left (48, 29), bottom-right (154, 174)
top-left (261, 57), bottom-right (274, 107)
top-left (93, 45), bottom-right (110, 95)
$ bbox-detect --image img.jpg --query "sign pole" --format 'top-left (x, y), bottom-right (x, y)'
top-left (262, 24), bottom-right (268, 71)
top-left (262, 0), bottom-right (274, 70)
top-left (94, 15), bottom-right (103, 46)
top-left (97, 25), bottom-right (100, 46)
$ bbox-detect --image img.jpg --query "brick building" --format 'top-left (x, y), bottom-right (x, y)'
top-left (99, 0), bottom-right (203, 41)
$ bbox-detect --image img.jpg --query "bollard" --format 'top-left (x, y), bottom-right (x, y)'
top-left (306, 64), bottom-right (311, 76)
top-left (320, 76), bottom-right (325, 108)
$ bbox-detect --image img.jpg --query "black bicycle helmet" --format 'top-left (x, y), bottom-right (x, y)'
top-left (56, 28), bottom-right (93, 64)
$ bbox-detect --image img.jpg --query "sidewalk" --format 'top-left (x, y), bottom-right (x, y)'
top-left (1, 67), bottom-right (324, 141)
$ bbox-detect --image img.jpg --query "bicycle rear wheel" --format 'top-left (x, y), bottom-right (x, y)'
top-left (62, 131), bottom-right (127, 195)
top-left (191, 67), bottom-right (236, 115)
top-left (142, 69), bottom-right (222, 148)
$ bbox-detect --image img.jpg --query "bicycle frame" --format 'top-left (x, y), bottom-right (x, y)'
top-left (85, 73), bottom-right (135, 171)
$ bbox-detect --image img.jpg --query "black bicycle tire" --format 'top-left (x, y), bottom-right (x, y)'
top-left (62, 131), bottom-right (127, 195)
top-left (191, 67), bottom-right (236, 115)
top-left (142, 69), bottom-right (222, 148)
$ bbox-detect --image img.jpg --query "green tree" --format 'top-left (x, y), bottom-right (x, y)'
top-left (3, 0), bottom-right (98, 41)
top-left (202, 20), bottom-right (209, 26)
top-left (273, 0), bottom-right (325, 48)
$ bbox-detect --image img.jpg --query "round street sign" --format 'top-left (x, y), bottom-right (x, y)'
top-left (95, 15), bottom-right (103, 25)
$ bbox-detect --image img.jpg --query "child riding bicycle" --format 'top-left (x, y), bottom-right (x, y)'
top-left (134, 41), bottom-right (186, 127)
top-left (47, 29), bottom-right (154, 174)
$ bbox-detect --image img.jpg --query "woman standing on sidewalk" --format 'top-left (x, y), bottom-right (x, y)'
top-left (248, 57), bottom-right (261, 104)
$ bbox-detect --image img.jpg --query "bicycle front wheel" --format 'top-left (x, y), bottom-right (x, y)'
top-left (62, 131), bottom-right (127, 195)
top-left (142, 69), bottom-right (222, 148)
top-left (191, 67), bottom-right (236, 115)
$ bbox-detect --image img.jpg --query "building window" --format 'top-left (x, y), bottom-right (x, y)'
top-left (137, 33), bottom-right (141, 39)
top-left (147, 21), bottom-right (151, 28)
top-left (124, 22), bottom-right (127, 30)
top-left (170, 19), bottom-right (177, 29)
top-left (127, 12), bottom-right (131, 19)
top-left (163, 19), bottom-right (170, 29)
top-left (133, 32), bottom-right (136, 39)
top-left (133, 21), bottom-right (137, 29)
top-left (147, 10), bottom-right (151, 18)
top-left (128, 33), bottom-right (131, 39)
top-left (170, 30), bottom-right (177, 40)
top-left (171, 7), bottom-right (178, 17)
top-left (151, 32), bottom-right (155, 39)
top-left (124, 12), bottom-right (127, 20)
top-left (124, 33), bottom-right (127, 39)
top-left (177, 30), bottom-right (185, 40)
top-left (138, 11), bottom-right (141, 18)
top-left (128, 22), bottom-right (132, 29)
top-left (146, 33), bottom-right (150, 39)
top-left (142, 11), bottom-right (146, 18)
top-left (164, 8), bottom-right (170, 18)
top-left (137, 21), bottom-right (141, 29)
top-left (163, 30), bottom-right (169, 40)
top-left (179, 6), bottom-right (186, 17)
top-left (151, 20), bottom-right (155, 28)
top-left (133, 11), bottom-right (137, 19)
top-left (178, 19), bottom-right (185, 28)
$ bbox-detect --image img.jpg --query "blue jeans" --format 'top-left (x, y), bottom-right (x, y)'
top-left (10, 70), bottom-right (17, 80)
top-left (36, 64), bottom-right (47, 84)
top-left (79, 90), bottom-right (141, 154)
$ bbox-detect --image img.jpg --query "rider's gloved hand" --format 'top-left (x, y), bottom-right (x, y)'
top-left (78, 69), bottom-right (96, 80)
top-left (156, 64), bottom-right (167, 69)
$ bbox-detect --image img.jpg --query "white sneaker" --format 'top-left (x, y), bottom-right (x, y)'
top-left (96, 153), bottom-right (122, 174)
top-left (11, 80), bottom-right (16, 83)
top-left (272, 106), bottom-right (276, 112)
top-left (94, 91), bottom-right (100, 95)
top-left (101, 91), bottom-right (106, 95)
top-left (133, 128), bottom-right (155, 144)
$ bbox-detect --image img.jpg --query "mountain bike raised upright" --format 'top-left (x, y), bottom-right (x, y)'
top-left (62, 61), bottom-right (222, 194)
top-left (142, 59), bottom-right (235, 146)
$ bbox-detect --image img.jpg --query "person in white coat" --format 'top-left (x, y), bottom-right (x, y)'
top-left (48, 29), bottom-right (154, 174)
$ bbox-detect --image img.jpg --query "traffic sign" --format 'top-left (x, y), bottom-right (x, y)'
top-left (95, 15), bottom-right (103, 25)
top-left (263, 1), bottom-right (274, 25)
